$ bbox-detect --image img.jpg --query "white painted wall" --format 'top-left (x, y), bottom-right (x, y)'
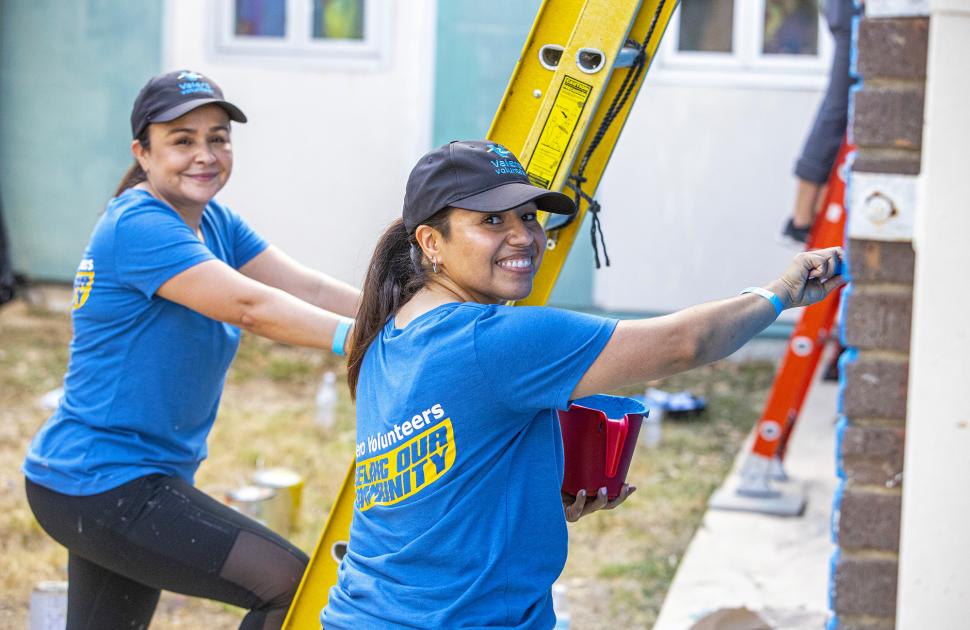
top-left (595, 81), bottom-right (826, 317)
top-left (162, 0), bottom-right (436, 287)
top-left (897, 1), bottom-right (970, 626)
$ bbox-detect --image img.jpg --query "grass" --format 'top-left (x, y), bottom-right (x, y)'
top-left (0, 297), bottom-right (775, 629)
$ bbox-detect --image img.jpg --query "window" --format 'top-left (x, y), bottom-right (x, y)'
top-left (655, 0), bottom-right (832, 88)
top-left (679, 0), bottom-right (734, 53)
top-left (762, 0), bottom-right (818, 56)
top-left (216, 0), bottom-right (388, 68)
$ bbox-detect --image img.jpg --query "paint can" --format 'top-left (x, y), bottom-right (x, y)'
top-left (30, 580), bottom-right (67, 630)
top-left (226, 485), bottom-right (289, 534)
top-left (251, 467), bottom-right (304, 533)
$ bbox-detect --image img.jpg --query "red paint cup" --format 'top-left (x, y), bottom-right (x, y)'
top-left (559, 394), bottom-right (646, 499)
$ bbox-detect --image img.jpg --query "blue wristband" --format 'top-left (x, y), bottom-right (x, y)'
top-left (331, 318), bottom-right (353, 356)
top-left (741, 287), bottom-right (784, 318)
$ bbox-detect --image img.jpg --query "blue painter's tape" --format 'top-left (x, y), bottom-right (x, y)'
top-left (849, 11), bottom-right (862, 80)
top-left (828, 546), bottom-right (842, 613)
top-left (835, 415), bottom-right (848, 480)
top-left (831, 477), bottom-right (846, 544)
top-left (836, 346), bottom-right (859, 415)
top-left (837, 288), bottom-right (850, 348)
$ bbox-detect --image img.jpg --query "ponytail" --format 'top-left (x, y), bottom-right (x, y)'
top-left (347, 211), bottom-right (452, 398)
top-left (113, 130), bottom-right (151, 197)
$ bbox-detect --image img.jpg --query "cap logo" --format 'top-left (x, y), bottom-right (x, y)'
top-left (176, 70), bottom-right (214, 96)
top-left (485, 145), bottom-right (526, 177)
top-left (486, 144), bottom-right (512, 158)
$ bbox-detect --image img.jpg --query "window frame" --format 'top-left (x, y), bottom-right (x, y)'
top-left (213, 0), bottom-right (390, 69)
top-left (652, 0), bottom-right (833, 90)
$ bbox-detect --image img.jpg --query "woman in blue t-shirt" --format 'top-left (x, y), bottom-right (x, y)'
top-left (23, 70), bottom-right (358, 629)
top-left (322, 140), bottom-right (845, 629)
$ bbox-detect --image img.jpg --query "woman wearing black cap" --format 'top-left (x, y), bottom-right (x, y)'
top-left (322, 140), bottom-right (845, 628)
top-left (22, 70), bottom-right (357, 629)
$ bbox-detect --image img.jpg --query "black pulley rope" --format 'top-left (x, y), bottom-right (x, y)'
top-left (565, 0), bottom-right (668, 268)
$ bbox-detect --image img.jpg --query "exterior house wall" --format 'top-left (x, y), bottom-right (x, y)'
top-left (596, 82), bottom-right (824, 319)
top-left (0, 0), bottom-right (162, 280)
top-left (830, 6), bottom-right (928, 628)
top-left (163, 1), bottom-right (838, 316)
top-left (2, 0), bottom-right (842, 321)
top-left (161, 0), bottom-right (436, 288)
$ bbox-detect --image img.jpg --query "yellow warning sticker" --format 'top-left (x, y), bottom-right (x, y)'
top-left (526, 76), bottom-right (592, 189)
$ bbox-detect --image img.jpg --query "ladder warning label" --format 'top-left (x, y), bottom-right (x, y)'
top-left (526, 76), bottom-right (592, 189)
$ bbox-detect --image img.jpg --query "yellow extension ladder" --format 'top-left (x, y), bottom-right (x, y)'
top-left (282, 1), bottom-right (679, 626)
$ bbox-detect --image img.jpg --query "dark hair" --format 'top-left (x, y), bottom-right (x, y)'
top-left (347, 210), bottom-right (452, 398)
top-left (113, 129), bottom-right (151, 197)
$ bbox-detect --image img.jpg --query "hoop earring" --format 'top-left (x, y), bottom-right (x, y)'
top-left (432, 258), bottom-right (438, 274)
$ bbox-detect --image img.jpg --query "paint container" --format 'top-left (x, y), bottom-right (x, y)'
top-left (226, 485), bottom-right (289, 534)
top-left (251, 467), bottom-right (304, 533)
top-left (30, 580), bottom-right (67, 630)
top-left (559, 394), bottom-right (645, 499)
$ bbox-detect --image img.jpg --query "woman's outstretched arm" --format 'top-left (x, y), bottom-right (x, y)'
top-left (240, 245), bottom-right (360, 318)
top-left (572, 247), bottom-right (845, 399)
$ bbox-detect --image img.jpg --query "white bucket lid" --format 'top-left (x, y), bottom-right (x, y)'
top-left (251, 467), bottom-right (302, 487)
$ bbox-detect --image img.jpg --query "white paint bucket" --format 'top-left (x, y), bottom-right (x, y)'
top-left (251, 467), bottom-right (304, 533)
top-left (30, 580), bottom-right (67, 630)
top-left (226, 485), bottom-right (289, 534)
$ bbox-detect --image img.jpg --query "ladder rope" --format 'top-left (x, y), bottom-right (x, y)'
top-left (567, 0), bottom-right (668, 268)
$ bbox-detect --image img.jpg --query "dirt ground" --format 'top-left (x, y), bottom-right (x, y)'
top-left (0, 295), bottom-right (775, 629)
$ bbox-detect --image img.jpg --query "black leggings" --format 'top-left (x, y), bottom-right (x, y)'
top-left (26, 475), bottom-right (309, 630)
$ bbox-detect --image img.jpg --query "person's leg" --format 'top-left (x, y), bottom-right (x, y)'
top-left (66, 551), bottom-right (160, 630)
top-left (26, 475), bottom-right (309, 630)
top-left (793, 23), bottom-right (853, 188)
top-left (786, 18), bottom-right (854, 242)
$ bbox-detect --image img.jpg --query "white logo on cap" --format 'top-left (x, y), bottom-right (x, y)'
top-left (486, 145), bottom-right (512, 158)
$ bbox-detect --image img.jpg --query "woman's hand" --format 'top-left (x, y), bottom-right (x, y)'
top-left (562, 485), bottom-right (636, 522)
top-left (771, 246), bottom-right (847, 309)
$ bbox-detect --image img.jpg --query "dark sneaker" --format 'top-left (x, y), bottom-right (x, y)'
top-left (780, 218), bottom-right (811, 248)
top-left (823, 344), bottom-right (845, 382)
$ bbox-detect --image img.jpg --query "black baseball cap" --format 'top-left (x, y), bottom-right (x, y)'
top-left (130, 70), bottom-right (247, 139)
top-left (403, 140), bottom-right (575, 233)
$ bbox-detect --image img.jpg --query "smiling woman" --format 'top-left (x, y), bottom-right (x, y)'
top-left (325, 140), bottom-right (846, 629)
top-left (132, 106), bottom-right (234, 215)
top-left (22, 69), bottom-right (360, 630)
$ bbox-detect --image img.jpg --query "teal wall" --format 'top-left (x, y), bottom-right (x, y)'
top-left (0, 0), bottom-right (162, 281)
top-left (433, 0), bottom-right (594, 308)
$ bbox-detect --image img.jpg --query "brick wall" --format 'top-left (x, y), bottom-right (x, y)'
top-left (830, 12), bottom-right (929, 630)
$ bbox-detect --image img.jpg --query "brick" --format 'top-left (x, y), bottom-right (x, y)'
top-left (843, 356), bottom-right (909, 419)
top-left (848, 239), bottom-right (915, 284)
top-left (834, 555), bottom-right (899, 617)
top-left (843, 286), bottom-right (913, 352)
top-left (853, 86), bottom-right (925, 150)
top-left (836, 617), bottom-right (896, 630)
top-left (857, 18), bottom-right (929, 80)
top-left (853, 149), bottom-right (922, 175)
top-left (838, 490), bottom-right (902, 551)
top-left (841, 425), bottom-right (905, 486)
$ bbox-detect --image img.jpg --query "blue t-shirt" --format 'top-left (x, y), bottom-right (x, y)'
top-left (323, 303), bottom-right (617, 629)
top-left (23, 188), bottom-right (268, 495)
